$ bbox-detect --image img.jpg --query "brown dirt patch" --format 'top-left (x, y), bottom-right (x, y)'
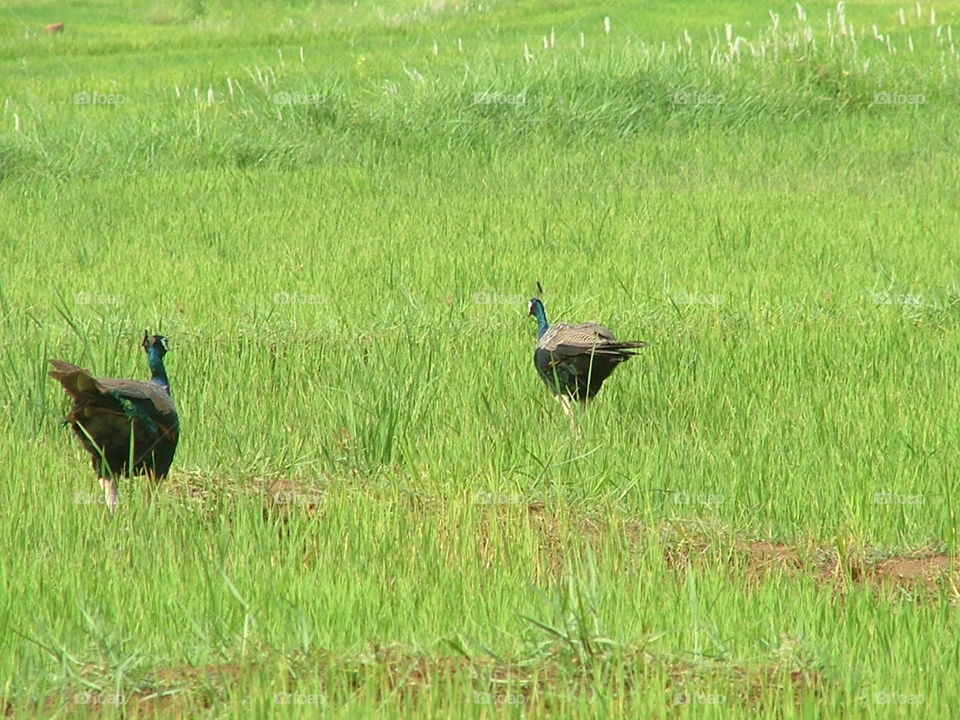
top-left (868, 554), bottom-right (955, 592)
top-left (521, 506), bottom-right (957, 597)
top-left (137, 475), bottom-right (960, 597)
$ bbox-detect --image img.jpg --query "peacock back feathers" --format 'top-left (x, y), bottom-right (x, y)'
top-left (49, 333), bottom-right (179, 481)
top-left (528, 290), bottom-right (646, 402)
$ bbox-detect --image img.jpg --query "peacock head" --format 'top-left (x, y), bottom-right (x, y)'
top-left (142, 332), bottom-right (169, 357)
top-left (528, 283), bottom-right (550, 337)
top-left (528, 281), bottom-right (546, 317)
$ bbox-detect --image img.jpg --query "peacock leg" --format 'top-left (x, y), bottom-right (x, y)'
top-left (100, 477), bottom-right (119, 513)
top-left (556, 395), bottom-right (581, 437)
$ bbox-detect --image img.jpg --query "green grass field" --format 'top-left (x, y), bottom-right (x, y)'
top-left (2, 0), bottom-right (959, 716)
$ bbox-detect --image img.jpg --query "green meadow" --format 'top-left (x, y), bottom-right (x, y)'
top-left (1, 0), bottom-right (959, 716)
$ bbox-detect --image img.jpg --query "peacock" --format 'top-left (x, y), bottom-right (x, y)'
top-left (528, 284), bottom-right (646, 433)
top-left (49, 332), bottom-right (179, 512)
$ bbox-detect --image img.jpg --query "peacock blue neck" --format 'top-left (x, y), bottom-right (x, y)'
top-left (531, 299), bottom-right (549, 338)
top-left (146, 346), bottom-right (170, 393)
